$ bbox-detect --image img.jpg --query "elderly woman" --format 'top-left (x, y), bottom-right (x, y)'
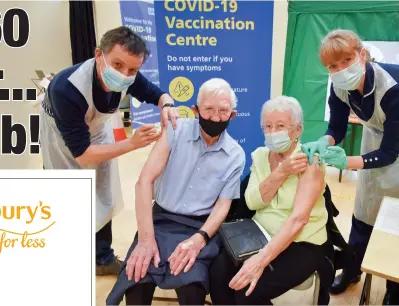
top-left (209, 96), bottom-right (334, 305)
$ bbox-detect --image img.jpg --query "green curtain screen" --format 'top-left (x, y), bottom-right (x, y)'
top-left (283, 1), bottom-right (399, 155)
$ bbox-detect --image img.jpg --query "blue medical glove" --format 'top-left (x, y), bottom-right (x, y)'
top-left (301, 136), bottom-right (330, 164)
top-left (323, 146), bottom-right (348, 170)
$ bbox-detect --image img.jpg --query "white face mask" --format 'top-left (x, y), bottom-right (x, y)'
top-left (329, 59), bottom-right (364, 91)
top-left (264, 130), bottom-right (293, 153)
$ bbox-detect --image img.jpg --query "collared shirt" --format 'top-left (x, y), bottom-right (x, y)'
top-left (46, 59), bottom-right (165, 158)
top-left (326, 62), bottom-right (399, 169)
top-left (245, 144), bottom-right (328, 245)
top-left (154, 118), bottom-right (245, 216)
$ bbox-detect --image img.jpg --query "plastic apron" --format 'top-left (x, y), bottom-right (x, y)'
top-left (333, 62), bottom-right (399, 226)
top-left (39, 58), bottom-right (125, 232)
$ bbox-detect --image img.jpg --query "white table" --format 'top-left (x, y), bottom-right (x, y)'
top-left (360, 197), bottom-right (399, 305)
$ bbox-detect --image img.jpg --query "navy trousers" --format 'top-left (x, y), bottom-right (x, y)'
top-left (106, 205), bottom-right (220, 306)
top-left (96, 221), bottom-right (115, 265)
top-left (348, 215), bottom-right (399, 296)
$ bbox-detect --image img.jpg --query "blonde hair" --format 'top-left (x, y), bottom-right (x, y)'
top-left (320, 29), bottom-right (364, 66)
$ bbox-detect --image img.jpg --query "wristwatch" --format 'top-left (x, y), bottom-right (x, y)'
top-left (162, 103), bottom-right (175, 109)
top-left (197, 230), bottom-right (210, 245)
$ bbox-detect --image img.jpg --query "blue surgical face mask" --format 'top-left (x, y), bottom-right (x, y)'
top-left (329, 59), bottom-right (364, 91)
top-left (101, 54), bottom-right (136, 92)
top-left (264, 130), bottom-right (293, 153)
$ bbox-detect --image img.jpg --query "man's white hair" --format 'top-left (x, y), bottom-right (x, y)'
top-left (261, 96), bottom-right (303, 126)
top-left (197, 78), bottom-right (237, 109)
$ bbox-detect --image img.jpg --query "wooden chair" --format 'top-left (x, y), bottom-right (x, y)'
top-left (153, 273), bottom-right (319, 305)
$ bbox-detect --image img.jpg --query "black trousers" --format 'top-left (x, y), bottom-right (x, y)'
top-left (348, 215), bottom-right (399, 297)
top-left (125, 282), bottom-right (207, 305)
top-left (96, 221), bottom-right (115, 265)
top-left (209, 241), bottom-right (334, 305)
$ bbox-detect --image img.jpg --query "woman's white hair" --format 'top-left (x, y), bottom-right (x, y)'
top-left (261, 96), bottom-right (303, 126)
top-left (197, 78), bottom-right (237, 109)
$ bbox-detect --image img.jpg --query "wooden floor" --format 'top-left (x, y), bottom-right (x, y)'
top-left (96, 128), bottom-right (386, 305)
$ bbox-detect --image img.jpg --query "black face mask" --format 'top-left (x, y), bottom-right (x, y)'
top-left (196, 105), bottom-right (231, 138)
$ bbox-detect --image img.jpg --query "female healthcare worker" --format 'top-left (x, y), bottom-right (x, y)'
top-left (301, 29), bottom-right (399, 305)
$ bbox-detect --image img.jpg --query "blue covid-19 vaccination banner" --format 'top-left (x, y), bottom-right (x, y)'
top-left (119, 0), bottom-right (161, 129)
top-left (154, 0), bottom-right (274, 177)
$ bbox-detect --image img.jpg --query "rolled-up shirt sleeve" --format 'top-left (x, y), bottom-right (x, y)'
top-left (219, 157), bottom-right (245, 200)
top-left (127, 72), bottom-right (165, 106)
top-left (325, 85), bottom-right (350, 145)
top-left (166, 119), bottom-right (183, 150)
top-left (362, 87), bottom-right (399, 169)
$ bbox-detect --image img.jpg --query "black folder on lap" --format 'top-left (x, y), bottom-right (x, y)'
top-left (219, 218), bottom-right (271, 266)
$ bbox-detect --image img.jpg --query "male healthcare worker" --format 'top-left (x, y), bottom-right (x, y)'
top-left (39, 26), bottom-right (179, 276)
top-left (301, 29), bottom-right (399, 304)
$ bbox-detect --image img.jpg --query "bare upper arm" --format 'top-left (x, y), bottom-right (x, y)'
top-left (137, 129), bottom-right (171, 185)
top-left (291, 156), bottom-right (325, 220)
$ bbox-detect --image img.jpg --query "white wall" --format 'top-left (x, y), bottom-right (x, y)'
top-left (271, 0), bottom-right (289, 98)
top-left (0, 1), bottom-right (71, 169)
top-left (94, 0), bottom-right (122, 42)
top-left (93, 0), bottom-right (288, 98)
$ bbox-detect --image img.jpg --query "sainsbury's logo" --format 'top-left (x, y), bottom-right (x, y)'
top-left (0, 201), bottom-right (55, 253)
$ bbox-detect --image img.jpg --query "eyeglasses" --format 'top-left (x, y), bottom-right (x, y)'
top-left (198, 106), bottom-right (232, 119)
top-left (261, 124), bottom-right (294, 133)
